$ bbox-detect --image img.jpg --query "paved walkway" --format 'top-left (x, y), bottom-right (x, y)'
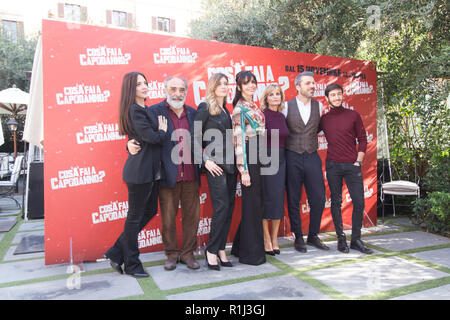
top-left (0, 197), bottom-right (449, 300)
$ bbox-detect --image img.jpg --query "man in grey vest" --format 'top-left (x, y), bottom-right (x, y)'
top-left (282, 71), bottom-right (329, 253)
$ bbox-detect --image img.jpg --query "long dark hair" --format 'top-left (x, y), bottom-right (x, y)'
top-left (232, 70), bottom-right (257, 107)
top-left (118, 71), bottom-right (147, 136)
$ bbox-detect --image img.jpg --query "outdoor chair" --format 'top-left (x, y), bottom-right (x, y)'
top-left (379, 157), bottom-right (420, 223)
top-left (0, 154), bottom-right (13, 179)
top-left (0, 155), bottom-right (24, 208)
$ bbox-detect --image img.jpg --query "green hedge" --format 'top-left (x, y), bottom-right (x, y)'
top-left (413, 191), bottom-right (450, 236)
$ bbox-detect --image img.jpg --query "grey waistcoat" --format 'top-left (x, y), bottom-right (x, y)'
top-left (285, 98), bottom-right (320, 154)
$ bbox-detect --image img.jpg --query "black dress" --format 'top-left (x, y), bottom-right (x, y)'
top-left (262, 147), bottom-right (286, 219)
top-left (262, 109), bottom-right (290, 220)
top-left (231, 136), bottom-right (266, 265)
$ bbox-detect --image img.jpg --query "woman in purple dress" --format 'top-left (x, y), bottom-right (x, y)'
top-left (260, 84), bottom-right (289, 255)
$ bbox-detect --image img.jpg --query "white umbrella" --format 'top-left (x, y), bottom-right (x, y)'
top-left (0, 86), bottom-right (29, 116)
top-left (22, 36), bottom-right (44, 221)
top-left (0, 85), bottom-right (29, 155)
top-left (23, 36), bottom-right (43, 148)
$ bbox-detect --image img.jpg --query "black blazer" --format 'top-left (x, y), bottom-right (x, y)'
top-left (122, 103), bottom-right (167, 184)
top-left (192, 102), bottom-right (236, 175)
top-left (149, 100), bottom-right (201, 188)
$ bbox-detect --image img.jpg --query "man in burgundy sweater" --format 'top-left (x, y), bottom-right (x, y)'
top-left (319, 83), bottom-right (373, 254)
top-left (128, 77), bottom-right (201, 270)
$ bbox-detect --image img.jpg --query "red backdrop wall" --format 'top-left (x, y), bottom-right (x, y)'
top-left (42, 19), bottom-right (377, 265)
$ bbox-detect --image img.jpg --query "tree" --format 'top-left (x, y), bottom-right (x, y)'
top-left (0, 28), bottom-right (37, 91)
top-left (190, 0), bottom-right (368, 57)
top-left (190, 0), bottom-right (450, 226)
top-left (191, 0), bottom-right (449, 179)
top-left (0, 30), bottom-right (37, 154)
top-left (357, 0), bottom-right (449, 194)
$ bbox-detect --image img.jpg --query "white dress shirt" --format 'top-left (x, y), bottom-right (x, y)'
top-left (282, 97), bottom-right (323, 123)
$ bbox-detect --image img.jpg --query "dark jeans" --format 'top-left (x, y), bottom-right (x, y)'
top-left (206, 171), bottom-right (237, 254)
top-left (286, 150), bottom-right (325, 238)
top-left (325, 161), bottom-right (365, 241)
top-left (105, 182), bottom-right (158, 274)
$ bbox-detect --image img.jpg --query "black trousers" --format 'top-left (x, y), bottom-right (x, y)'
top-left (206, 171), bottom-right (237, 254)
top-left (325, 161), bottom-right (365, 241)
top-left (105, 181), bottom-right (158, 274)
top-left (286, 150), bottom-right (325, 239)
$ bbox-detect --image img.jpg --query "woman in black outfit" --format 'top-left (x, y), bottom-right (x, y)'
top-left (104, 72), bottom-right (167, 278)
top-left (193, 73), bottom-right (237, 270)
top-left (230, 70), bottom-right (266, 266)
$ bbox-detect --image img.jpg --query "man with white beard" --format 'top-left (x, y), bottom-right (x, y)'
top-left (128, 77), bottom-right (201, 271)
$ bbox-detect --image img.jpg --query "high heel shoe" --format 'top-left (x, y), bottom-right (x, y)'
top-left (265, 250), bottom-right (275, 256)
top-left (104, 254), bottom-right (123, 274)
top-left (218, 255), bottom-right (233, 267)
top-left (273, 249), bottom-right (280, 255)
top-left (205, 251), bottom-right (220, 271)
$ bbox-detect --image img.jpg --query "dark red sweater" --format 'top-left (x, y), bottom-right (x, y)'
top-left (166, 102), bottom-right (196, 182)
top-left (319, 106), bottom-right (367, 163)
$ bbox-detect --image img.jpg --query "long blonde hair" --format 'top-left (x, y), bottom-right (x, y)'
top-left (260, 84), bottom-right (285, 112)
top-left (205, 73), bottom-right (228, 115)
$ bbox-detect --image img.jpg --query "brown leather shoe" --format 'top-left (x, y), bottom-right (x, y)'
top-left (164, 257), bottom-right (178, 271)
top-left (180, 256), bottom-right (200, 270)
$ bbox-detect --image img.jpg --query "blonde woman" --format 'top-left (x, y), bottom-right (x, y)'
top-left (260, 84), bottom-right (290, 255)
top-left (192, 73), bottom-right (237, 270)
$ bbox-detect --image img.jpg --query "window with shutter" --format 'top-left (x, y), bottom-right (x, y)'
top-left (112, 11), bottom-right (127, 28)
top-left (1, 20), bottom-right (18, 42)
top-left (64, 4), bottom-right (81, 22)
top-left (157, 17), bottom-right (170, 33)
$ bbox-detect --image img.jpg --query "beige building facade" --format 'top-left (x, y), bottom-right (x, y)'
top-left (0, 0), bottom-right (205, 40)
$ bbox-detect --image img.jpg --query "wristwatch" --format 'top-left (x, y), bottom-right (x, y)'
top-left (355, 160), bottom-right (363, 166)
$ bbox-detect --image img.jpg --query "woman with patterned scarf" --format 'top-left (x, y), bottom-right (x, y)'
top-left (230, 70), bottom-right (266, 265)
